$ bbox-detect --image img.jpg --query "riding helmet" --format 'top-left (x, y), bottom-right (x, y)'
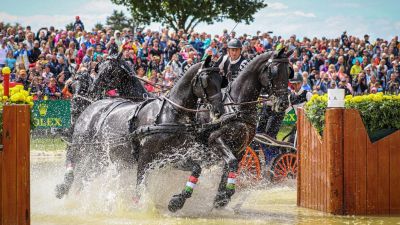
top-left (227, 38), bottom-right (242, 49)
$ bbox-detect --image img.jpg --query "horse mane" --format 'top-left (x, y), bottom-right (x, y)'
top-left (166, 62), bottom-right (202, 98)
top-left (242, 51), bottom-right (274, 73)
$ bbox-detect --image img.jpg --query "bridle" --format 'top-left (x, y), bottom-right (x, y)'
top-left (263, 57), bottom-right (291, 97)
top-left (192, 67), bottom-right (223, 104)
top-left (262, 56), bottom-right (292, 112)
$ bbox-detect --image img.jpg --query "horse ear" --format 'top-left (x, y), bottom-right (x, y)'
top-left (117, 51), bottom-right (123, 59)
top-left (203, 55), bottom-right (212, 68)
top-left (276, 47), bottom-right (286, 58)
top-left (94, 62), bottom-right (100, 73)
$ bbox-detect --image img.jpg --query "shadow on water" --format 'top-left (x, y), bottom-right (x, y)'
top-left (31, 157), bottom-right (400, 225)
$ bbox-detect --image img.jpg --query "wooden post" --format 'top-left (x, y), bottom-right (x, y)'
top-left (1, 105), bottom-right (30, 225)
top-left (325, 108), bottom-right (344, 214)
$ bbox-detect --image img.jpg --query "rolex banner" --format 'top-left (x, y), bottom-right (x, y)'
top-left (32, 100), bottom-right (71, 128)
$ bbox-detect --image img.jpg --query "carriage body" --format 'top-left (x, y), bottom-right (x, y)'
top-left (238, 103), bottom-right (298, 183)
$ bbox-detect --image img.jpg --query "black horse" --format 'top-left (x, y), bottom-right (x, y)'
top-left (55, 56), bottom-right (225, 200)
top-left (166, 49), bottom-right (293, 212)
top-left (62, 54), bottom-right (149, 141)
top-left (89, 53), bottom-right (149, 100)
top-left (187, 49), bottom-right (293, 209)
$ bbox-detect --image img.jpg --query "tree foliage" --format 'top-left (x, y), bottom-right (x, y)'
top-left (94, 22), bottom-right (104, 31)
top-left (65, 22), bottom-right (74, 31)
top-left (106, 10), bottom-right (133, 31)
top-left (111, 0), bottom-right (267, 32)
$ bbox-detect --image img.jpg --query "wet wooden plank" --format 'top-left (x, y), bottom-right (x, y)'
top-left (16, 105), bottom-right (30, 225)
top-left (313, 127), bottom-right (318, 210)
top-left (296, 109), bottom-right (302, 207)
top-left (310, 125), bottom-right (315, 210)
top-left (376, 136), bottom-right (390, 215)
top-left (322, 128), bottom-right (327, 212)
top-left (390, 131), bottom-right (400, 214)
top-left (343, 110), bottom-right (356, 214)
top-left (366, 136), bottom-right (378, 215)
top-left (326, 109), bottom-right (344, 214)
top-left (317, 131), bottom-right (322, 211)
top-left (352, 111), bottom-right (367, 215)
top-left (2, 106), bottom-right (18, 225)
top-left (303, 113), bottom-right (309, 208)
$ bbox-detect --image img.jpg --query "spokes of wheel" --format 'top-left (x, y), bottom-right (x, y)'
top-left (237, 146), bottom-right (262, 186)
top-left (272, 153), bottom-right (297, 182)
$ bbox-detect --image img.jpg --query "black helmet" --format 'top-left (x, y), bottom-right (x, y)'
top-left (227, 38), bottom-right (242, 49)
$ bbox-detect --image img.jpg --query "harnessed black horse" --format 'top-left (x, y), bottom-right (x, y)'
top-left (63, 53), bottom-right (149, 142)
top-left (89, 53), bottom-right (149, 100)
top-left (179, 48), bottom-right (294, 210)
top-left (55, 56), bottom-right (225, 201)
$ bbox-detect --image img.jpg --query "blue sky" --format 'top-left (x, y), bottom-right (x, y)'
top-left (1, 0), bottom-right (399, 40)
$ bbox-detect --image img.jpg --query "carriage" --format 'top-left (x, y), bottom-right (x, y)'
top-left (237, 107), bottom-right (298, 184)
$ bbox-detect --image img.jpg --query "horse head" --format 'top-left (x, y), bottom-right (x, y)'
top-left (192, 56), bottom-right (225, 118)
top-left (258, 48), bottom-right (294, 112)
top-left (88, 52), bottom-right (133, 99)
top-left (73, 70), bottom-right (92, 95)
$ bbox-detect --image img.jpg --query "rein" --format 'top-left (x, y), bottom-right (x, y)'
top-left (162, 96), bottom-right (210, 113)
top-left (134, 75), bottom-right (173, 90)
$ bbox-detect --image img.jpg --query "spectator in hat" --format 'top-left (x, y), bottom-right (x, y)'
top-left (73, 16), bottom-right (84, 31)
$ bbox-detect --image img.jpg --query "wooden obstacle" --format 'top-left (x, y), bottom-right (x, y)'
top-left (297, 108), bottom-right (400, 215)
top-left (0, 105), bottom-right (31, 225)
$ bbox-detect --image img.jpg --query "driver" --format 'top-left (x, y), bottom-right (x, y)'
top-left (215, 38), bottom-right (248, 86)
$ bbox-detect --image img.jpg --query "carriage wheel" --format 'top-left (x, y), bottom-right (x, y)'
top-left (271, 153), bottom-right (297, 182)
top-left (237, 146), bottom-right (262, 185)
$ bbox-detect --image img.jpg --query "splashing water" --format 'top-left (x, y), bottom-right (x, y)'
top-left (31, 145), bottom-right (400, 224)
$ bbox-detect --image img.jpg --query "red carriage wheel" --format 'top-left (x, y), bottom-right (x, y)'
top-left (237, 146), bottom-right (262, 185)
top-left (271, 153), bottom-right (297, 182)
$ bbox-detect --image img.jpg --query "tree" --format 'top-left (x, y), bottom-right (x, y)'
top-left (106, 10), bottom-right (133, 31)
top-left (65, 22), bottom-right (74, 31)
top-left (94, 22), bottom-right (104, 31)
top-left (111, 0), bottom-right (267, 32)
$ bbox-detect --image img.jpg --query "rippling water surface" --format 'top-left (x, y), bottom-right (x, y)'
top-left (31, 157), bottom-right (400, 225)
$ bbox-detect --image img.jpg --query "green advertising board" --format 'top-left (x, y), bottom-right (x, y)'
top-left (283, 108), bottom-right (297, 125)
top-left (32, 100), bottom-right (71, 129)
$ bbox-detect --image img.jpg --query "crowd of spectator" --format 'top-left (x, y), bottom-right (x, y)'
top-left (0, 17), bottom-right (399, 101)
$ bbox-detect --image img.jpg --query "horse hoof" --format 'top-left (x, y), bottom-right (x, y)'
top-left (214, 192), bottom-right (230, 208)
top-left (168, 195), bottom-right (185, 212)
top-left (55, 184), bottom-right (68, 199)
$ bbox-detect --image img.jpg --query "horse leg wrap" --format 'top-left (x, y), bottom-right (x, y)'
top-left (214, 172), bottom-right (237, 208)
top-left (226, 172), bottom-right (236, 196)
top-left (168, 175), bottom-right (199, 212)
top-left (55, 165), bottom-right (75, 199)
